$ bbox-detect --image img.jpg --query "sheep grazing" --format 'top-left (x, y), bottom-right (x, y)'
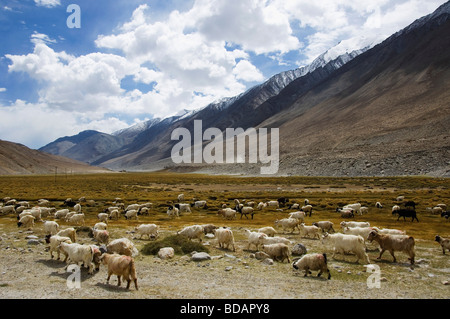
top-left (236, 206), bottom-right (255, 219)
top-left (43, 220), bottom-right (59, 235)
top-left (167, 206), bottom-right (179, 218)
top-left (56, 228), bottom-right (77, 243)
top-left (340, 210), bottom-right (354, 219)
top-left (134, 224), bottom-right (159, 240)
top-left (293, 253), bottom-right (331, 280)
top-left (343, 226), bottom-right (380, 242)
top-left (392, 209), bottom-right (419, 222)
top-left (68, 213), bottom-right (85, 226)
top-left (312, 221), bottom-right (335, 233)
top-left (109, 209), bottom-right (121, 220)
top-left (54, 209), bottom-right (69, 219)
top-left (97, 213), bottom-right (109, 223)
top-left (107, 238), bottom-right (139, 257)
top-left (288, 211), bottom-right (305, 223)
top-left (125, 209), bottom-right (138, 220)
top-left (58, 242), bottom-right (96, 274)
top-left (191, 200), bottom-right (208, 209)
top-left (434, 235), bottom-right (450, 255)
top-left (177, 193), bottom-right (185, 202)
top-left (343, 203), bottom-right (362, 215)
top-left (299, 223), bottom-right (321, 239)
top-left (93, 229), bottom-right (110, 244)
top-left (266, 200), bottom-right (279, 209)
top-left (45, 235), bottom-right (72, 260)
top-left (217, 208), bottom-right (236, 220)
top-left (322, 233), bottom-right (370, 264)
top-left (274, 218), bottom-right (300, 234)
top-left (277, 197), bottom-right (289, 207)
top-left (258, 226), bottom-right (277, 237)
top-left (100, 253), bottom-right (138, 290)
top-left (244, 230), bottom-right (268, 251)
top-left (17, 215), bottom-right (35, 229)
top-left (300, 205), bottom-right (313, 217)
top-left (392, 205), bottom-right (401, 213)
top-left (367, 230), bottom-right (415, 264)
top-left (288, 203), bottom-right (300, 210)
top-left (0, 205), bottom-right (16, 215)
top-left (177, 225), bottom-right (204, 242)
top-left (375, 202), bottom-right (383, 209)
top-left (261, 243), bottom-right (291, 263)
top-left (215, 228), bottom-right (236, 252)
top-left (403, 201), bottom-right (416, 210)
top-left (175, 203), bottom-right (192, 214)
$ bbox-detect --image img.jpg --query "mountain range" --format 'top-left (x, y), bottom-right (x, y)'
top-left (32, 2), bottom-right (450, 177)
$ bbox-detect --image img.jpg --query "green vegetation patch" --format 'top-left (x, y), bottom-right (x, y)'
top-left (141, 234), bottom-right (209, 256)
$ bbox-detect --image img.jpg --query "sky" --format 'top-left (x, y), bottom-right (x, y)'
top-left (0, 0), bottom-right (447, 149)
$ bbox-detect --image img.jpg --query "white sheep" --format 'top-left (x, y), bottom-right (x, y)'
top-left (343, 203), bottom-right (362, 215)
top-left (262, 236), bottom-right (291, 246)
top-left (258, 226), bottom-right (277, 237)
top-left (109, 209), bottom-right (121, 220)
top-left (54, 209), bottom-right (69, 219)
top-left (288, 211), bottom-right (305, 222)
top-left (98, 213), bottom-right (109, 223)
top-left (293, 253), bottom-right (331, 279)
top-left (58, 242), bottom-right (96, 274)
top-left (73, 203), bottom-right (82, 213)
top-left (299, 223), bottom-right (321, 239)
top-left (134, 224), bottom-right (159, 240)
top-left (17, 215), bottom-right (35, 229)
top-left (244, 230), bottom-right (268, 251)
top-left (274, 218), bottom-right (300, 233)
top-left (322, 232), bottom-right (370, 264)
top-left (167, 206), bottom-right (179, 218)
top-left (178, 194), bottom-right (185, 202)
top-left (45, 235), bottom-right (72, 260)
top-left (43, 220), bottom-right (59, 235)
top-left (125, 209), bottom-right (138, 220)
top-left (192, 200), bottom-right (207, 209)
top-left (68, 213), bottom-right (85, 226)
top-left (377, 228), bottom-right (406, 235)
top-left (301, 205), bottom-right (313, 216)
top-left (340, 221), bottom-right (370, 229)
top-left (343, 226), bottom-right (380, 242)
top-left (215, 228), bottom-right (236, 252)
top-left (177, 225), bottom-right (204, 242)
top-left (261, 243), bottom-right (291, 263)
top-left (176, 203), bottom-right (192, 214)
top-left (392, 205), bottom-right (401, 213)
top-left (266, 201), bottom-right (279, 208)
top-left (217, 208), bottom-right (236, 220)
top-left (435, 235), bottom-right (450, 255)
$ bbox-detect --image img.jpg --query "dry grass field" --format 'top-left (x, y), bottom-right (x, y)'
top-left (0, 172), bottom-right (449, 300)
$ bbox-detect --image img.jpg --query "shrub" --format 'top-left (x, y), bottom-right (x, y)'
top-left (141, 234), bottom-right (209, 256)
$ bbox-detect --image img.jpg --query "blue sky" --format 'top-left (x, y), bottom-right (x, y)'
top-left (0, 0), bottom-right (447, 149)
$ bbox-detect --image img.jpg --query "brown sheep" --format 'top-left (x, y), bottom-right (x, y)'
top-left (261, 243), bottom-right (291, 263)
top-left (435, 235), bottom-right (450, 255)
top-left (100, 253), bottom-right (138, 290)
top-left (367, 230), bottom-right (415, 264)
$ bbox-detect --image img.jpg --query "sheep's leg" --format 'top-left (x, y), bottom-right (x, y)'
top-left (389, 250), bottom-right (396, 263)
top-left (377, 249), bottom-right (385, 260)
top-left (117, 275), bottom-right (121, 286)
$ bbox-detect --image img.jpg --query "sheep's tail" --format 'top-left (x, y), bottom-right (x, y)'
top-left (322, 253), bottom-right (328, 264)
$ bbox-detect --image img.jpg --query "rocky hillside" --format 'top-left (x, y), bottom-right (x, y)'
top-left (0, 139), bottom-right (110, 175)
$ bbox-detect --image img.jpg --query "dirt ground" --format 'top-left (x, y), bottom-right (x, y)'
top-left (0, 219), bottom-right (449, 301)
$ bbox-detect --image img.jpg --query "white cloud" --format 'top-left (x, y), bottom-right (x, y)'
top-left (233, 60), bottom-right (264, 82)
top-left (34, 0), bottom-right (61, 8)
top-left (30, 31), bottom-right (57, 45)
top-left (0, 88), bottom-right (6, 92)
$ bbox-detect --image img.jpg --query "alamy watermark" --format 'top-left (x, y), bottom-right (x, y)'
top-left (171, 120), bottom-right (279, 175)
top-left (66, 4), bottom-right (81, 29)
top-left (66, 264), bottom-right (81, 289)
top-left (365, 264), bottom-right (381, 289)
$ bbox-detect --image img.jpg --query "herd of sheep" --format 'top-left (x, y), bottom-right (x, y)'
top-left (0, 194), bottom-right (449, 290)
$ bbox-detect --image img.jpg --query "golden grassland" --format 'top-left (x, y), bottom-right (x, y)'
top-left (0, 172), bottom-right (448, 240)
